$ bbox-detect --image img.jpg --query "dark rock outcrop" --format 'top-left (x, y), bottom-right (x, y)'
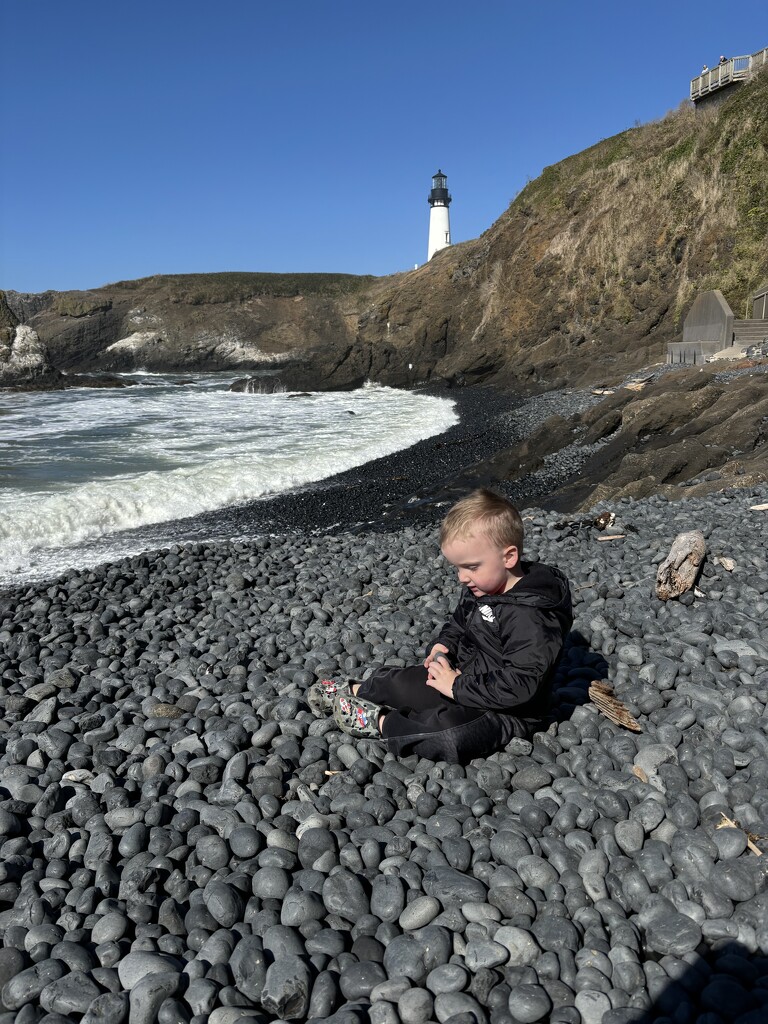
top-left (459, 364), bottom-right (768, 509)
top-left (0, 316), bottom-right (62, 388)
top-left (4, 274), bottom-right (382, 389)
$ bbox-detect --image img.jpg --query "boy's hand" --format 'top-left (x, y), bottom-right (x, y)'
top-left (426, 658), bottom-right (461, 699)
top-left (424, 643), bottom-right (450, 669)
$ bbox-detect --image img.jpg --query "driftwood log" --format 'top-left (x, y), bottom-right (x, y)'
top-left (588, 680), bottom-right (642, 731)
top-left (655, 529), bottom-right (706, 601)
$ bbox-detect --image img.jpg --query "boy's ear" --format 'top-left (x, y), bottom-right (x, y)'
top-left (503, 545), bottom-right (520, 568)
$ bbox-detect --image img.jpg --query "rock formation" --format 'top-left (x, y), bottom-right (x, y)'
top-left (0, 291), bottom-right (61, 387)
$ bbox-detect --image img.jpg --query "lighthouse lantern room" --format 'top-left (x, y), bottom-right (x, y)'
top-left (427, 169), bottom-right (452, 261)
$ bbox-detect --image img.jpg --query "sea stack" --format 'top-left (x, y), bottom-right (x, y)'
top-left (427, 168), bottom-right (452, 260)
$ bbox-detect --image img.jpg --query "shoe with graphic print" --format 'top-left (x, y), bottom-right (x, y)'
top-left (307, 679), bottom-right (351, 717)
top-left (333, 693), bottom-right (384, 739)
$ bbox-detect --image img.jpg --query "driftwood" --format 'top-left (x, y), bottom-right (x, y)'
top-left (588, 680), bottom-right (642, 731)
top-left (713, 556), bottom-right (735, 572)
top-left (655, 529), bottom-right (706, 601)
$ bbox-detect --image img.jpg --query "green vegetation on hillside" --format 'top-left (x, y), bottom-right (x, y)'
top-left (108, 271), bottom-right (377, 305)
top-left (510, 66), bottom-right (768, 326)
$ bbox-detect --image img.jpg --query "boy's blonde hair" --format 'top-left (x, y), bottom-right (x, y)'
top-left (440, 488), bottom-right (524, 552)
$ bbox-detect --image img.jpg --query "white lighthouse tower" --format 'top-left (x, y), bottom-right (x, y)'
top-left (427, 169), bottom-right (452, 261)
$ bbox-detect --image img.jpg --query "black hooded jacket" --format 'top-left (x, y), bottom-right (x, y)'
top-left (436, 561), bottom-right (572, 718)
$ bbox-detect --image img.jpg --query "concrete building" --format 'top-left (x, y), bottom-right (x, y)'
top-left (428, 170), bottom-right (452, 261)
top-left (668, 287), bottom-right (768, 364)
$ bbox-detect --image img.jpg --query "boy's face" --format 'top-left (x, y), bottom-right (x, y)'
top-left (441, 531), bottom-right (520, 597)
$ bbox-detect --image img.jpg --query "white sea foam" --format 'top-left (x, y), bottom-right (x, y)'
top-left (0, 377), bottom-right (457, 582)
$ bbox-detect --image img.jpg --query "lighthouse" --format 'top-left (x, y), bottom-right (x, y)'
top-left (427, 169), bottom-right (452, 261)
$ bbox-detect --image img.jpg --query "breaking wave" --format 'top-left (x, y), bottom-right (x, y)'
top-left (0, 377), bottom-right (457, 582)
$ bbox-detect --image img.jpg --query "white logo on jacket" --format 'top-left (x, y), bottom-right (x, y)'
top-left (479, 604), bottom-right (495, 623)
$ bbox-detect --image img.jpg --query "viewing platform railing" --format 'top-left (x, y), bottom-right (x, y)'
top-left (690, 47), bottom-right (768, 100)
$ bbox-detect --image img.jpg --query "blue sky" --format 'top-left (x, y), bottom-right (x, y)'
top-left (1, 1), bottom-right (764, 292)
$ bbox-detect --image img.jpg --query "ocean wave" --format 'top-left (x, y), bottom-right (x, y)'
top-left (0, 385), bottom-right (457, 579)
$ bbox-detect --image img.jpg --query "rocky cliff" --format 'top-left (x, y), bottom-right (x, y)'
top-left (7, 69), bottom-right (767, 392)
top-left (4, 274), bottom-right (385, 390)
top-left (0, 290), bottom-right (62, 387)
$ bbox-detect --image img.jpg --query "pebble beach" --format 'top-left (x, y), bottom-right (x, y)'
top-left (1, 414), bottom-right (768, 1023)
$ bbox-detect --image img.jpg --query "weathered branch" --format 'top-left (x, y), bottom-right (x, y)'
top-left (655, 530), bottom-right (706, 600)
top-left (588, 680), bottom-right (642, 731)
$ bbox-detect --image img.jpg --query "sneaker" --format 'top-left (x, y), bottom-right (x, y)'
top-left (307, 679), bottom-right (351, 717)
top-left (333, 693), bottom-right (384, 739)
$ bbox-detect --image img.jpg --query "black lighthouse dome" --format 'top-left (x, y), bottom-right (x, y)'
top-left (428, 169), bottom-right (451, 206)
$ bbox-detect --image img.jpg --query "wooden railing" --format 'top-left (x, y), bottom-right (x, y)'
top-left (690, 47), bottom-right (768, 100)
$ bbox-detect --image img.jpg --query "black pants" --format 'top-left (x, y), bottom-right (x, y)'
top-left (357, 665), bottom-right (528, 763)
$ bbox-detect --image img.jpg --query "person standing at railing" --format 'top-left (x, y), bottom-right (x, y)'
top-left (701, 63), bottom-right (709, 73)
top-left (719, 55), bottom-right (727, 64)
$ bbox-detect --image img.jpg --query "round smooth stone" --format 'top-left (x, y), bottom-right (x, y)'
top-left (489, 832), bottom-right (533, 868)
top-left (91, 912), bottom-right (129, 945)
top-left (516, 856), bottom-right (559, 889)
top-left (644, 913), bottom-right (702, 956)
top-left (203, 881), bottom-right (243, 928)
top-left (463, 939), bottom-right (509, 971)
top-left (434, 991), bottom-right (486, 1022)
top-left (507, 983), bottom-right (553, 1023)
top-left (511, 766), bottom-right (551, 794)
top-left (228, 826), bottom-right (261, 859)
top-left (252, 867), bottom-right (291, 900)
top-left (494, 926), bottom-right (541, 966)
top-left (39, 972), bottom-right (102, 1015)
top-left (425, 963), bottom-right (469, 995)
top-left (531, 918), bottom-right (581, 952)
top-left (614, 821), bottom-right (644, 855)
top-left (322, 869), bottom-right (370, 922)
top-left (196, 836), bottom-right (229, 870)
top-left (339, 960), bottom-right (387, 1000)
top-left (422, 866), bottom-right (487, 905)
top-left (575, 990), bottom-right (613, 1024)
top-left (280, 889), bottom-right (325, 927)
top-left (400, 896), bottom-right (441, 931)
top-left (398, 987), bottom-right (434, 1024)
top-left (117, 953), bottom-right (182, 991)
top-left (709, 861), bottom-right (758, 901)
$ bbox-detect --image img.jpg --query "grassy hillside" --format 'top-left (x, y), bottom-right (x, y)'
top-left (506, 66), bottom-right (768, 334)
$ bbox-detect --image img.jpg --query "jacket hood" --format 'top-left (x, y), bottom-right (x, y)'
top-left (469, 561), bottom-right (571, 611)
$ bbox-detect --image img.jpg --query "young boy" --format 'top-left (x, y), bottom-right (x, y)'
top-left (308, 489), bottom-right (572, 762)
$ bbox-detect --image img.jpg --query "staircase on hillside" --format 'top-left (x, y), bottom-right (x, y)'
top-left (733, 320), bottom-right (768, 347)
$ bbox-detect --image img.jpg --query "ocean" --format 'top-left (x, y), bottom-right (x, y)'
top-left (0, 374), bottom-right (458, 585)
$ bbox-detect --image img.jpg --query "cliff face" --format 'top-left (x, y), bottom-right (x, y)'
top-left (5, 274), bottom-right (386, 389)
top-left (7, 69), bottom-right (768, 392)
